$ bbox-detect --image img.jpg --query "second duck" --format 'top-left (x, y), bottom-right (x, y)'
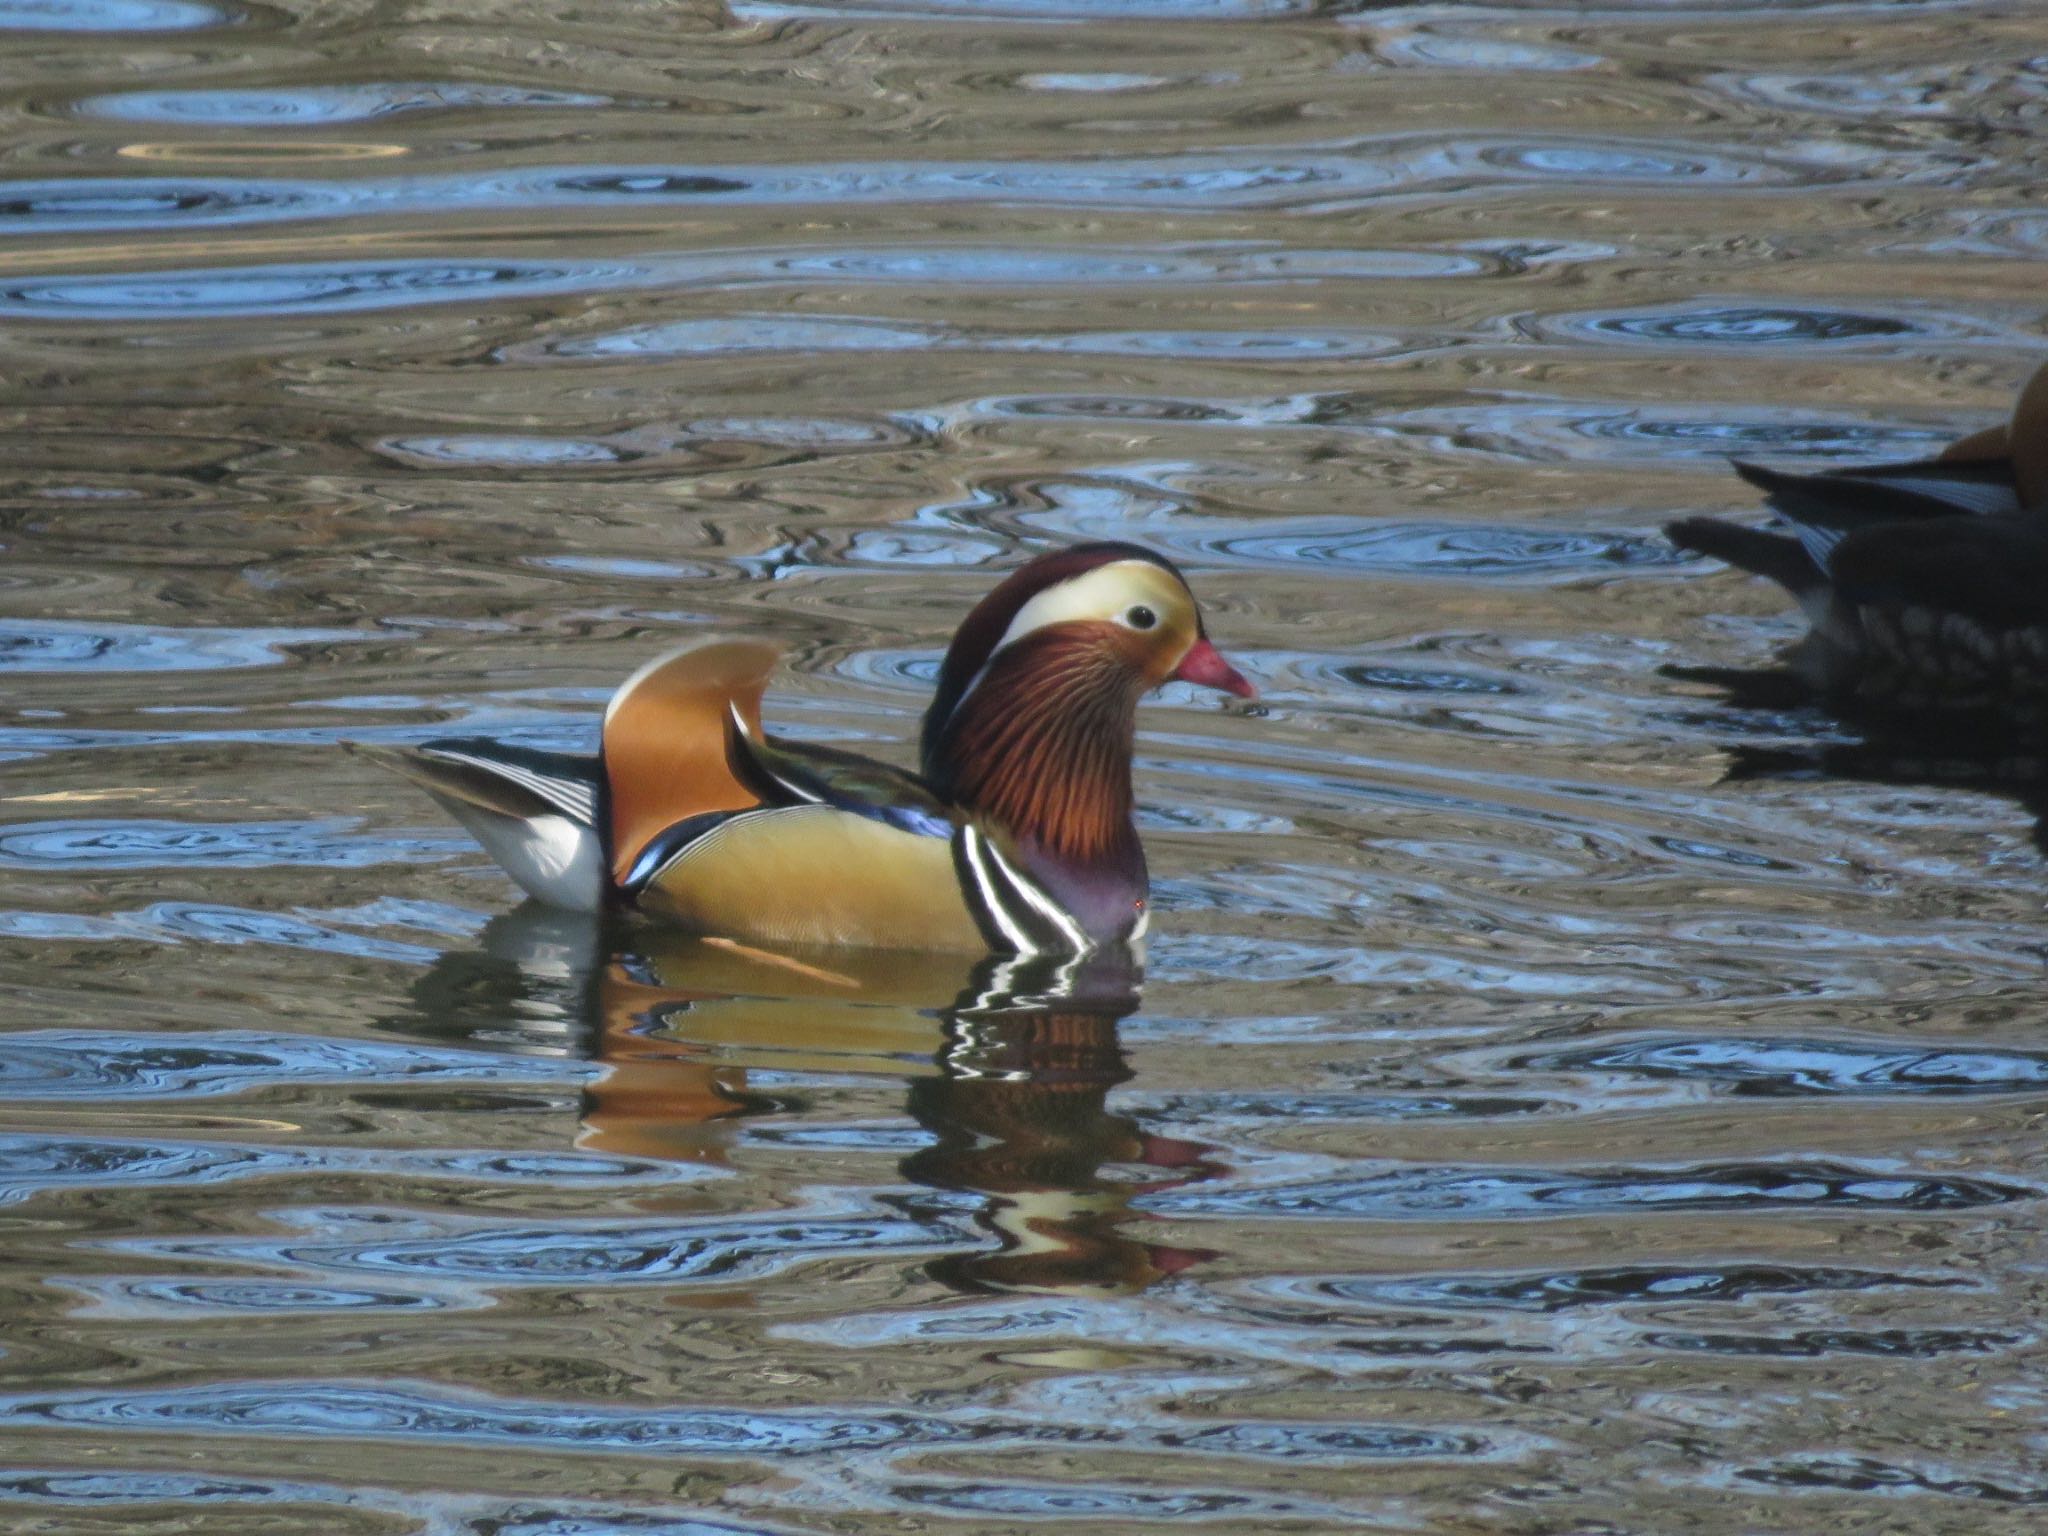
top-left (1666, 358), bottom-right (2048, 706)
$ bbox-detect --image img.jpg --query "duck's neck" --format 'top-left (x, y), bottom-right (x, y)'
top-left (924, 636), bottom-right (1144, 874)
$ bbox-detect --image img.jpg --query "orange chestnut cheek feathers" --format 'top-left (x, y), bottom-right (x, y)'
top-left (1172, 637), bottom-right (1256, 699)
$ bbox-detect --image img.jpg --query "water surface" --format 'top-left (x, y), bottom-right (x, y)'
top-left (4, 2), bottom-right (2048, 1532)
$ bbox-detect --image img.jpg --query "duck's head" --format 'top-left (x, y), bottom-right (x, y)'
top-left (920, 543), bottom-right (1252, 861)
top-left (922, 542), bottom-right (1253, 762)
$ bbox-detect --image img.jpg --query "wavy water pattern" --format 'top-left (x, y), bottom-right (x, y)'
top-left (76, 84), bottom-right (614, 125)
top-left (0, 1029), bottom-right (584, 1099)
top-left (0, 620), bottom-right (364, 672)
top-left (0, 819), bottom-right (464, 870)
top-left (0, 1133), bottom-right (703, 1203)
top-left (4, 1), bottom-right (2047, 1533)
top-left (2, 133), bottom-right (1948, 236)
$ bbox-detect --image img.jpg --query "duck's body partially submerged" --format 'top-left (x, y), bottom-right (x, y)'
top-left (353, 543), bottom-right (1253, 954)
top-left (1666, 360), bottom-right (2048, 704)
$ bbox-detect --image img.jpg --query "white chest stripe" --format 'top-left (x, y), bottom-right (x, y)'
top-left (958, 825), bottom-right (1038, 953)
top-left (958, 825), bottom-right (1092, 954)
top-left (982, 833), bottom-right (1092, 952)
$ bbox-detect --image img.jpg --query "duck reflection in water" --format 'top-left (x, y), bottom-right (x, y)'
top-left (399, 905), bottom-right (1222, 1297)
top-left (1716, 717), bottom-right (2048, 857)
top-left (1660, 661), bottom-right (2048, 855)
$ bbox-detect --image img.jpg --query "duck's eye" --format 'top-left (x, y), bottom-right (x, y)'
top-left (1125, 605), bottom-right (1158, 631)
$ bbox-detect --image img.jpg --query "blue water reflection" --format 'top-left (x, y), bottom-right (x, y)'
top-left (0, 0), bottom-right (226, 29)
top-left (76, 83), bottom-right (611, 124)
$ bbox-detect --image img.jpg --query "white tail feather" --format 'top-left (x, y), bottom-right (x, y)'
top-left (433, 797), bottom-right (605, 912)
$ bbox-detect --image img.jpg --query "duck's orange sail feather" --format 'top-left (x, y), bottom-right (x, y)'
top-left (601, 639), bottom-right (778, 887)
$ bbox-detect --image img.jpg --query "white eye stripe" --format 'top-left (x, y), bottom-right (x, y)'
top-left (989, 560), bottom-right (1174, 654)
top-left (945, 560), bottom-right (1183, 717)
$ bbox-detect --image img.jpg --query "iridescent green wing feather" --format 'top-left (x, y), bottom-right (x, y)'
top-left (726, 720), bottom-right (957, 840)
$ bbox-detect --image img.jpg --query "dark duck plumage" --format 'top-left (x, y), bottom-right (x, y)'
top-left (1666, 358), bottom-right (2048, 706)
top-left (350, 542), bottom-right (1253, 955)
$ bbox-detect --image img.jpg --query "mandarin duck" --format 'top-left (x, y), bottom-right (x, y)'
top-left (1666, 358), bottom-right (2048, 704)
top-left (352, 542), bottom-right (1253, 953)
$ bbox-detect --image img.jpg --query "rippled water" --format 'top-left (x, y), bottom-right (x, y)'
top-left (4, 2), bottom-right (2048, 1531)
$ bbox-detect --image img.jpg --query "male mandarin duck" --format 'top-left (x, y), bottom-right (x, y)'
top-left (1665, 357), bottom-right (2048, 703)
top-left (352, 542), bottom-right (1254, 953)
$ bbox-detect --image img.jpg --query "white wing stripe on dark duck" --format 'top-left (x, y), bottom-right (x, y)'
top-left (1845, 473), bottom-right (2020, 518)
top-left (1786, 518), bottom-right (1851, 573)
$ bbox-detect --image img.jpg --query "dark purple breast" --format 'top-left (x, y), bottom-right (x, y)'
top-left (1015, 838), bottom-right (1150, 947)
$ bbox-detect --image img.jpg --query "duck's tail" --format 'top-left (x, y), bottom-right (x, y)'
top-left (345, 738), bottom-right (607, 910)
top-left (1665, 515), bottom-right (1821, 594)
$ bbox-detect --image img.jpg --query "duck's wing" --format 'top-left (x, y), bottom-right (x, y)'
top-left (629, 725), bottom-right (1098, 953)
top-left (728, 731), bottom-right (1102, 951)
top-left (629, 802), bottom-right (987, 952)
top-left (601, 639), bottom-right (781, 887)
top-left (346, 739), bottom-right (605, 910)
top-left (1734, 456), bottom-right (2023, 525)
top-left (600, 642), bottom-right (1000, 950)
top-left (1674, 456), bottom-right (2027, 595)
top-left (727, 726), bottom-right (956, 839)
